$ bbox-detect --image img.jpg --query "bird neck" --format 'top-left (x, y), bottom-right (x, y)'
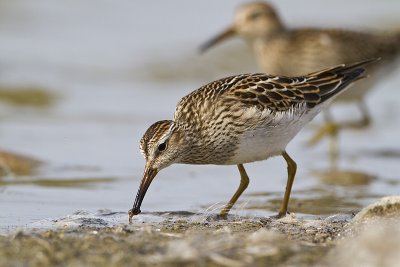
top-left (171, 121), bottom-right (212, 164)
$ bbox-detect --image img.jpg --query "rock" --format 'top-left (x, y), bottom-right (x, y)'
top-left (351, 196), bottom-right (400, 225)
top-left (323, 196), bottom-right (400, 266)
top-left (323, 221), bottom-right (400, 267)
top-left (245, 229), bottom-right (286, 257)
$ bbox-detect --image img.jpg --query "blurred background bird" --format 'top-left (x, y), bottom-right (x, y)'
top-left (200, 1), bottom-right (400, 164)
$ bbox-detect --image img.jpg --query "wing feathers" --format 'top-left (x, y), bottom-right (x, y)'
top-left (224, 58), bottom-right (378, 111)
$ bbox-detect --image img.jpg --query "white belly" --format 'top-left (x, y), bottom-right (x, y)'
top-left (227, 108), bottom-right (319, 164)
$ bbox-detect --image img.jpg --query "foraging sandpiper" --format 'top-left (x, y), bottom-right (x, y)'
top-left (129, 59), bottom-right (377, 222)
top-left (200, 2), bottom-right (400, 159)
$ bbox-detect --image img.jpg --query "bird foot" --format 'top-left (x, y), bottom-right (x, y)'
top-left (341, 118), bottom-right (371, 130)
top-left (270, 211), bottom-right (290, 219)
top-left (216, 212), bottom-right (228, 220)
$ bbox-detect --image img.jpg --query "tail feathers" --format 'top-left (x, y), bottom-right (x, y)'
top-left (305, 58), bottom-right (379, 104)
top-left (319, 68), bottom-right (365, 103)
top-left (307, 57), bottom-right (379, 78)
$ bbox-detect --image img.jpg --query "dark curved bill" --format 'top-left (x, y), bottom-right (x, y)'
top-left (199, 26), bottom-right (236, 53)
top-left (129, 167), bottom-right (158, 220)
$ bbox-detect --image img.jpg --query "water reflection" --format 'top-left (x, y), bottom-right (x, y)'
top-left (0, 176), bottom-right (115, 188)
top-left (0, 150), bottom-right (42, 177)
top-left (0, 86), bottom-right (55, 108)
top-left (245, 187), bottom-right (369, 215)
top-left (312, 169), bottom-right (376, 186)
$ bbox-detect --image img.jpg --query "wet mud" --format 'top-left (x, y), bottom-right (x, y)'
top-left (0, 214), bottom-right (346, 267)
top-left (3, 196), bottom-right (398, 267)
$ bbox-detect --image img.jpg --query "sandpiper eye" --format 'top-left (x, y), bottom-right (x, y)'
top-left (249, 11), bottom-right (263, 20)
top-left (157, 142), bottom-right (167, 151)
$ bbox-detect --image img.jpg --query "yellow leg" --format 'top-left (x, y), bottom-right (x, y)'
top-left (219, 164), bottom-right (249, 218)
top-left (307, 121), bottom-right (339, 147)
top-left (341, 101), bottom-right (371, 129)
top-left (325, 109), bottom-right (339, 168)
top-left (329, 131), bottom-right (339, 170)
top-left (278, 151), bottom-right (297, 217)
top-left (307, 101), bottom-right (371, 146)
top-left (308, 101), bottom-right (371, 167)
top-left (359, 101), bottom-right (371, 128)
top-left (329, 101), bottom-right (370, 167)
top-left (307, 120), bottom-right (339, 167)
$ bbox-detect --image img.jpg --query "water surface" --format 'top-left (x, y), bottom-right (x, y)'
top-left (0, 0), bottom-right (399, 233)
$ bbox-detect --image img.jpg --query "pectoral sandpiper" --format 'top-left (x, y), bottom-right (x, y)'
top-left (128, 59), bottom-right (377, 222)
top-left (200, 1), bottom-right (400, 160)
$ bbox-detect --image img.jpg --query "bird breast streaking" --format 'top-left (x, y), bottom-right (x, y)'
top-left (129, 58), bottom-right (378, 223)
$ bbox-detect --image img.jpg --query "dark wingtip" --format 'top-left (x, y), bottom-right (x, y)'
top-left (305, 57), bottom-right (381, 105)
top-left (339, 57), bottom-right (381, 72)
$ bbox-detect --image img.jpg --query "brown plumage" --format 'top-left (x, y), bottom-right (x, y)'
top-left (200, 1), bottom-right (400, 151)
top-left (129, 59), bottom-right (377, 222)
top-left (200, 2), bottom-right (399, 79)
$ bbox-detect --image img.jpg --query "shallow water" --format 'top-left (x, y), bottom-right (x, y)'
top-left (0, 0), bottom-right (400, 233)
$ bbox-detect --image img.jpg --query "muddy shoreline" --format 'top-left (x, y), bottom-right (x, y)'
top-left (0, 215), bottom-right (345, 267)
top-left (2, 196), bottom-right (399, 267)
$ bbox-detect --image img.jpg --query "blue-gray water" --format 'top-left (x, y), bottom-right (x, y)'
top-left (0, 0), bottom-right (399, 233)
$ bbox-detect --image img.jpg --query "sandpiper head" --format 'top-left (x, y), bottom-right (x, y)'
top-left (131, 120), bottom-right (186, 215)
top-left (200, 2), bottom-right (283, 52)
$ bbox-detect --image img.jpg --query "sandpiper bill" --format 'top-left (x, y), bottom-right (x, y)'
top-left (129, 59), bottom-right (377, 223)
top-left (200, 2), bottom-right (400, 159)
